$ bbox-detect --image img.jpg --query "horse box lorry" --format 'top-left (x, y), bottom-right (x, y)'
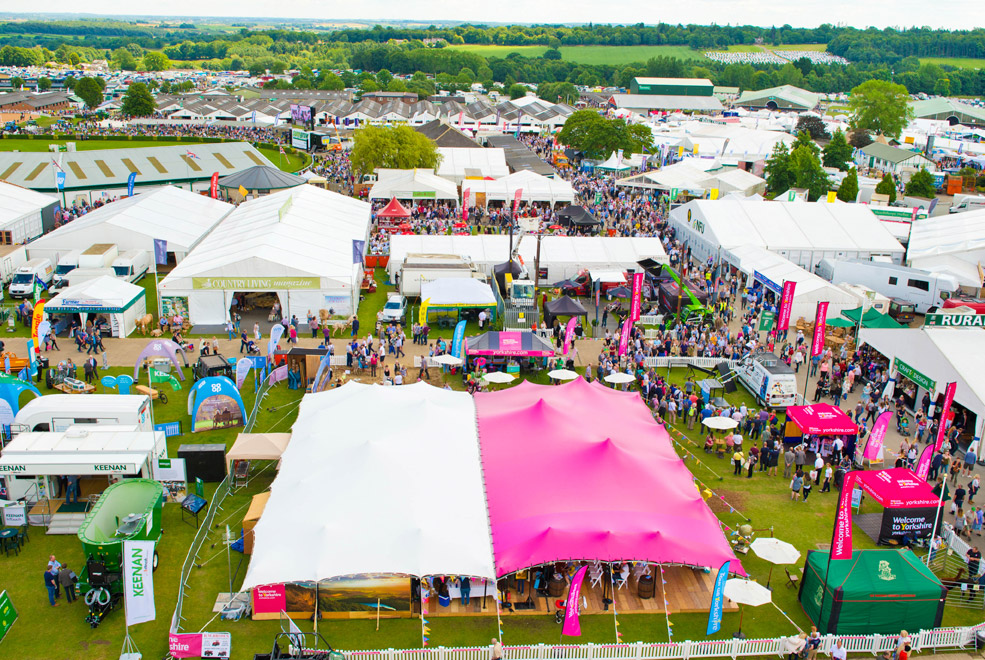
top-left (816, 258), bottom-right (958, 314)
top-left (13, 394), bottom-right (152, 432)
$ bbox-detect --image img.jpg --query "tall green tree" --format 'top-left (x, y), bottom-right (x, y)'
top-left (37, 77), bottom-right (51, 92)
top-left (508, 83), bottom-right (528, 100)
top-left (792, 130), bottom-right (820, 157)
top-left (142, 51), bottom-right (171, 71)
top-left (74, 77), bottom-right (103, 109)
top-left (790, 144), bottom-right (830, 201)
top-left (795, 115), bottom-right (829, 140)
top-left (556, 109), bottom-right (652, 159)
top-left (822, 129), bottom-right (852, 171)
top-left (763, 142), bottom-right (794, 196)
top-left (875, 172), bottom-right (898, 203)
top-left (905, 168), bottom-right (937, 198)
top-left (120, 81), bottom-right (155, 117)
top-left (837, 167), bottom-right (859, 202)
top-left (847, 80), bottom-right (914, 139)
top-left (350, 125), bottom-right (441, 176)
top-left (111, 47), bottom-right (137, 71)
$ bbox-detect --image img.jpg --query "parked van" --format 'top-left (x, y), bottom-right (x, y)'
top-left (52, 249), bottom-right (82, 288)
top-left (736, 352), bottom-right (798, 409)
top-left (950, 196), bottom-right (985, 214)
top-left (13, 394), bottom-right (152, 433)
top-left (78, 243), bottom-right (118, 269)
top-left (0, 245), bottom-right (27, 285)
top-left (816, 258), bottom-right (958, 314)
top-left (8, 258), bottom-right (53, 298)
top-left (111, 249), bottom-right (151, 283)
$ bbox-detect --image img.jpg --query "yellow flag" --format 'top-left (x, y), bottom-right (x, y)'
top-left (677, 145), bottom-right (684, 157)
top-left (710, 188), bottom-right (719, 200)
top-left (419, 298), bottom-right (430, 325)
top-left (826, 190), bottom-right (837, 203)
top-left (238, 185), bottom-right (248, 197)
top-left (692, 143), bottom-right (699, 154)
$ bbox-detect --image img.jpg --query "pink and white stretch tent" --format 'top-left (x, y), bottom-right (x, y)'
top-left (475, 378), bottom-right (744, 577)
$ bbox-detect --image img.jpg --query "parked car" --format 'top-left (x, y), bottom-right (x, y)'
top-left (381, 294), bottom-right (407, 322)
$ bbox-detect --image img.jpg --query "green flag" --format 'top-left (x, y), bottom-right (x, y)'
top-left (758, 311), bottom-right (775, 332)
top-left (32, 279), bottom-right (42, 303)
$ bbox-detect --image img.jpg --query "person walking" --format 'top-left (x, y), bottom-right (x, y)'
top-left (491, 638), bottom-right (504, 660)
top-left (791, 471), bottom-right (804, 501)
top-left (44, 568), bottom-right (59, 607)
top-left (732, 448), bottom-right (744, 476)
top-left (803, 470), bottom-right (815, 502)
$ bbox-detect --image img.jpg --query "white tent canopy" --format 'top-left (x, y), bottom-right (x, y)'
top-left (368, 169), bottom-right (459, 202)
top-left (45, 275), bottom-right (147, 337)
top-left (859, 327), bottom-right (985, 438)
top-left (242, 382), bottom-right (496, 588)
top-left (723, 245), bottom-right (862, 328)
top-left (909, 254), bottom-right (984, 289)
top-left (160, 185), bottom-right (371, 325)
top-left (597, 152), bottom-right (631, 171)
top-left (436, 147), bottom-right (509, 184)
top-left (27, 186), bottom-right (233, 264)
top-left (420, 278), bottom-right (496, 307)
top-left (0, 180), bottom-right (58, 244)
top-left (462, 170), bottom-right (575, 206)
top-left (907, 210), bottom-right (985, 267)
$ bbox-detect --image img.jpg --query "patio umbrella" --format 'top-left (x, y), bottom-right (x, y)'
top-left (703, 416), bottom-right (739, 430)
top-left (607, 286), bottom-right (632, 298)
top-left (453, 222), bottom-right (467, 228)
top-left (750, 537), bottom-right (801, 589)
top-left (432, 354), bottom-right (463, 366)
top-left (603, 372), bottom-right (635, 384)
top-left (723, 578), bottom-right (772, 638)
top-left (482, 371), bottom-right (516, 384)
top-left (548, 224), bottom-right (562, 230)
top-left (547, 369), bottom-right (579, 381)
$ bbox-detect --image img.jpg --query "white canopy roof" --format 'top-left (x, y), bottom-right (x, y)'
top-left (46, 275), bottom-right (144, 313)
top-left (859, 328), bottom-right (985, 436)
top-left (420, 278), bottom-right (496, 307)
top-left (0, 180), bottom-right (57, 228)
top-left (161, 185), bottom-right (370, 290)
top-left (597, 152), bottom-right (631, 171)
top-left (242, 382), bottom-right (496, 588)
top-left (0, 426), bottom-right (162, 476)
top-left (27, 186), bottom-right (232, 258)
top-left (620, 162), bottom-right (765, 196)
top-left (462, 170), bottom-right (575, 206)
top-left (368, 169), bottom-right (459, 201)
top-left (909, 254), bottom-right (984, 289)
top-left (907, 210), bottom-right (985, 265)
top-left (436, 147), bottom-right (509, 182)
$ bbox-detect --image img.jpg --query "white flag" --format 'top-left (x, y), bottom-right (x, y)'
top-left (123, 540), bottom-right (156, 626)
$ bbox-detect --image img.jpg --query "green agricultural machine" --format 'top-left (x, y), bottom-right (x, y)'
top-left (76, 478), bottom-right (164, 628)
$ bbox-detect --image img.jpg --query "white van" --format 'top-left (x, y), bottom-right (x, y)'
top-left (8, 258), bottom-right (53, 298)
top-left (736, 352), bottom-right (798, 409)
top-left (13, 394), bottom-right (152, 433)
top-left (111, 249), bottom-right (151, 283)
top-left (950, 196), bottom-right (985, 214)
top-left (52, 249), bottom-right (83, 288)
top-left (816, 258), bottom-right (958, 314)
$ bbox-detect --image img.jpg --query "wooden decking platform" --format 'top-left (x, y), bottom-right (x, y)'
top-left (424, 566), bottom-right (738, 617)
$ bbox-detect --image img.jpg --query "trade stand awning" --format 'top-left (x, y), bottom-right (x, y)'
top-left (785, 404), bottom-right (859, 435)
top-left (855, 468), bottom-right (941, 509)
top-left (420, 278), bottom-right (496, 309)
top-left (841, 306), bottom-right (903, 329)
top-left (466, 331), bottom-right (555, 357)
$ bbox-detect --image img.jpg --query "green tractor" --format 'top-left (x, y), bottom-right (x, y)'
top-left (76, 478), bottom-right (164, 628)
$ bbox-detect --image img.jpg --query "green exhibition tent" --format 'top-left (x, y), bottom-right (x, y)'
top-left (799, 549), bottom-right (946, 634)
top-left (823, 318), bottom-right (855, 328)
top-left (841, 307), bottom-right (904, 329)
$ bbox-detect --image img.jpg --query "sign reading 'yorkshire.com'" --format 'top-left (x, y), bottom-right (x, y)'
top-left (192, 277), bottom-right (321, 290)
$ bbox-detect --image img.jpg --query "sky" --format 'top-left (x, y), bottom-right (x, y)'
top-left (24, 1), bottom-right (983, 31)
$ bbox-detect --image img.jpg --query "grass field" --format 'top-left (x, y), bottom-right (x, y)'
top-left (447, 44), bottom-right (705, 65)
top-left (919, 57), bottom-right (985, 69)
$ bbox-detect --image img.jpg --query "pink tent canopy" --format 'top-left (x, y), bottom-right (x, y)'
top-left (785, 404), bottom-right (858, 436)
top-left (475, 378), bottom-right (744, 577)
top-left (856, 468), bottom-right (941, 509)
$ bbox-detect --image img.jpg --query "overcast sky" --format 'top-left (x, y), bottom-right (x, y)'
top-left (30, 1), bottom-right (981, 31)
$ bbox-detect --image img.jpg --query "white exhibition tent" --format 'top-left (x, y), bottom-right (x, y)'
top-left (241, 382), bottom-right (497, 589)
top-left (859, 327), bottom-right (985, 438)
top-left (669, 200), bottom-right (905, 271)
top-left (27, 186), bottom-right (233, 264)
top-left (0, 180), bottom-right (58, 244)
top-left (436, 147), bottom-right (509, 185)
top-left (45, 275), bottom-right (147, 337)
top-left (723, 245), bottom-right (862, 328)
top-left (596, 152), bottom-right (631, 171)
top-left (368, 169), bottom-right (459, 202)
top-left (387, 235), bottom-right (668, 282)
top-left (907, 210), bottom-right (985, 275)
top-left (160, 185), bottom-right (371, 325)
top-left (617, 161), bottom-right (766, 197)
top-left (421, 278), bottom-right (496, 307)
top-left (462, 170), bottom-right (575, 207)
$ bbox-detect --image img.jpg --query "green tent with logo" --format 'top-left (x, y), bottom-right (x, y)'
top-left (799, 549), bottom-right (946, 634)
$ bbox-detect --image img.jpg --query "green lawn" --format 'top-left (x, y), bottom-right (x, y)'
top-left (771, 43), bottom-right (828, 52)
top-left (717, 43), bottom-right (828, 53)
top-left (447, 44), bottom-right (705, 65)
top-left (919, 57), bottom-right (985, 69)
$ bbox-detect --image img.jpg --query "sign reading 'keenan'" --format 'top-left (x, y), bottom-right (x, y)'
top-left (925, 313), bottom-right (985, 328)
top-left (192, 277), bottom-right (320, 290)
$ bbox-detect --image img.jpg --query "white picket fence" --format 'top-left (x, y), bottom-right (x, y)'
top-left (342, 625), bottom-right (985, 660)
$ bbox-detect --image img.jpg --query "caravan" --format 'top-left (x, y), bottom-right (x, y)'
top-left (816, 258), bottom-right (958, 314)
top-left (111, 249), bottom-right (151, 283)
top-left (13, 394), bottom-right (152, 433)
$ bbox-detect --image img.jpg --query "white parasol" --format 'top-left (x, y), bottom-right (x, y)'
top-left (547, 369), bottom-right (579, 381)
top-left (603, 372), bottom-right (636, 384)
top-left (750, 537), bottom-right (801, 589)
top-left (482, 372), bottom-right (516, 384)
top-left (703, 416), bottom-right (739, 430)
top-left (723, 578), bottom-right (772, 638)
top-left (432, 354), bottom-right (463, 366)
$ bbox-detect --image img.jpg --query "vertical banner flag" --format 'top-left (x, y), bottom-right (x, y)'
top-left (630, 271), bottom-right (644, 323)
top-left (30, 300), bottom-right (46, 353)
top-left (561, 565), bottom-right (588, 637)
top-left (706, 560), bottom-right (730, 635)
top-left (238, 185), bottom-right (248, 198)
top-left (267, 322), bottom-right (285, 358)
top-left (123, 540), bottom-right (156, 626)
top-left (811, 301), bottom-right (829, 357)
top-left (235, 357), bottom-right (252, 390)
top-left (451, 320), bottom-right (467, 360)
top-left (863, 411), bottom-right (892, 461)
top-left (209, 172), bottom-right (219, 199)
top-left (32, 276), bottom-right (46, 304)
top-left (153, 239), bottom-right (168, 266)
top-left (916, 443), bottom-right (934, 481)
top-left (776, 281), bottom-right (797, 334)
top-left (935, 382), bottom-right (957, 452)
top-left (617, 318), bottom-right (631, 356)
top-left (831, 471), bottom-right (857, 560)
top-left (127, 172), bottom-right (137, 197)
top-left (562, 316), bottom-right (578, 355)
top-left (462, 188), bottom-right (471, 222)
top-left (419, 298), bottom-right (430, 326)
top-left (513, 188), bottom-right (523, 215)
top-left (352, 239), bottom-right (366, 265)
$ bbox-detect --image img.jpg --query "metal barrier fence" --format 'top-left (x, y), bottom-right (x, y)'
top-left (641, 357), bottom-right (738, 372)
top-left (342, 625), bottom-right (985, 660)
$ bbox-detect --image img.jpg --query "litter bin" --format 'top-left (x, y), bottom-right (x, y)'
top-left (36, 356), bottom-right (49, 383)
top-left (976, 629), bottom-right (985, 651)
